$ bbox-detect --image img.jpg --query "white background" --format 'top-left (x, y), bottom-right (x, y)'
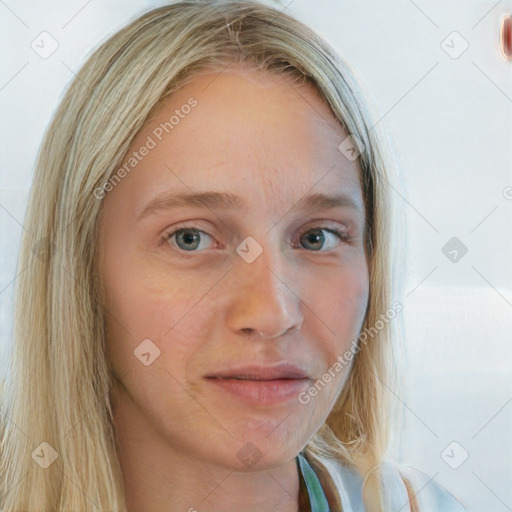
top-left (0, 1), bottom-right (511, 510)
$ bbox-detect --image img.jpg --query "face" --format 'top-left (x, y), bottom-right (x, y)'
top-left (97, 66), bottom-right (369, 471)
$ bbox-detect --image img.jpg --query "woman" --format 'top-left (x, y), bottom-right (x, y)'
top-left (0, 1), bottom-right (467, 510)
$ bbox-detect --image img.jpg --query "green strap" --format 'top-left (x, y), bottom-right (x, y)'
top-left (297, 452), bottom-right (331, 512)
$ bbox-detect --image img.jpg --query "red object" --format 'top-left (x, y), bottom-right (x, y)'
top-left (501, 15), bottom-right (512, 61)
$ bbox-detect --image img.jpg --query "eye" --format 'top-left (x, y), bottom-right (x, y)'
top-left (162, 224), bottom-right (351, 255)
top-left (298, 227), bottom-right (350, 252)
top-left (163, 226), bottom-right (216, 252)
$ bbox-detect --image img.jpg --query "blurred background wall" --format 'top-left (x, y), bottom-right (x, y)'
top-left (1, 2), bottom-right (511, 510)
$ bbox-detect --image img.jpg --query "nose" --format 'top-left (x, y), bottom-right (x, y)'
top-left (225, 241), bottom-right (304, 340)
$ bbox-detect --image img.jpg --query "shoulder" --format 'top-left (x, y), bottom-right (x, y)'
top-left (394, 463), bottom-right (468, 512)
top-left (309, 452), bottom-right (467, 512)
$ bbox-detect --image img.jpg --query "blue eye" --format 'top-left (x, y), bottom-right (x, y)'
top-left (164, 227), bottom-right (214, 252)
top-left (298, 228), bottom-right (349, 251)
top-left (162, 225), bottom-right (350, 254)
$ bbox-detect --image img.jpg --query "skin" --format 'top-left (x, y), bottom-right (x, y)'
top-left (97, 65), bottom-right (369, 512)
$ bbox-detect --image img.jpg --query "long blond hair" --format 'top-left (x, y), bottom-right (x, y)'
top-left (0, 1), bottom-right (406, 510)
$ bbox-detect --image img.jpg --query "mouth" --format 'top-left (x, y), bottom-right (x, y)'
top-left (204, 363), bottom-right (311, 405)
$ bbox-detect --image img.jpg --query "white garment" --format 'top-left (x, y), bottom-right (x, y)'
top-left (306, 451), bottom-right (468, 511)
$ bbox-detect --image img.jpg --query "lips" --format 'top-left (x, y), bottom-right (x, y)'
top-left (204, 363), bottom-right (311, 405)
top-left (205, 362), bottom-right (310, 381)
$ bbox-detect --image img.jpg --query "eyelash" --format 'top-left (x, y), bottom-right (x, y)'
top-left (161, 222), bottom-right (352, 255)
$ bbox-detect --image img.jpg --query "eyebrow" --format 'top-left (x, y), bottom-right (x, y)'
top-left (137, 190), bottom-right (362, 221)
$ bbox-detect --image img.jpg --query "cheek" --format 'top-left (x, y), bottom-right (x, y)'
top-left (308, 259), bottom-right (369, 344)
top-left (101, 250), bottom-right (220, 378)
top-left (336, 268), bottom-right (369, 332)
top-left (296, 264), bottom-right (368, 416)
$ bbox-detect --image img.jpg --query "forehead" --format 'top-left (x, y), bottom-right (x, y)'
top-left (107, 67), bottom-right (364, 219)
